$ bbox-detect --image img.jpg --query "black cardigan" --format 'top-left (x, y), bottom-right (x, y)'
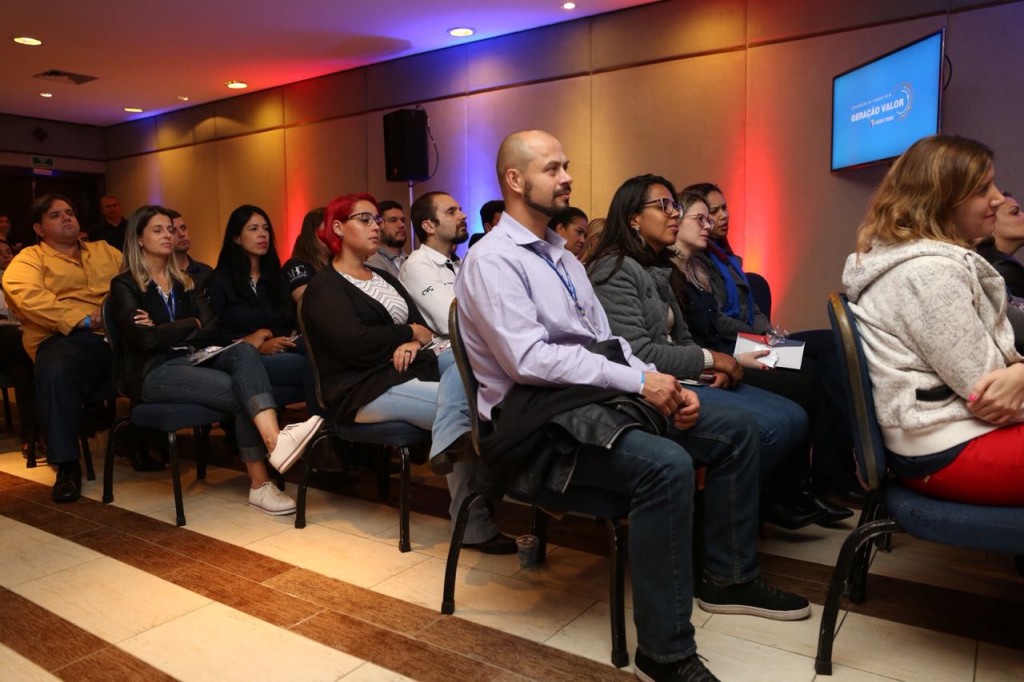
top-left (108, 271), bottom-right (227, 401)
top-left (301, 266), bottom-right (439, 422)
top-left (206, 269), bottom-right (295, 339)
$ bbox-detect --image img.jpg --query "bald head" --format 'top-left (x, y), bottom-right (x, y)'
top-left (494, 130), bottom-right (573, 236)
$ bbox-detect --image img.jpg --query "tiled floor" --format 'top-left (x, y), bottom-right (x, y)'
top-left (0, 434), bottom-right (1021, 681)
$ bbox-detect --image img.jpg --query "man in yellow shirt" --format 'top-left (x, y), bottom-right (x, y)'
top-left (3, 194), bottom-right (122, 502)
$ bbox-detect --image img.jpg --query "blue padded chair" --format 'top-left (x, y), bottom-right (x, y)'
top-left (294, 297), bottom-right (429, 552)
top-left (815, 293), bottom-right (1024, 674)
top-left (100, 297), bottom-right (229, 527)
top-left (443, 299), bottom-right (632, 668)
top-left (746, 271), bottom-right (772, 321)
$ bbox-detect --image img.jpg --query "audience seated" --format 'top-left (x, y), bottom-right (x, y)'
top-left (0, 238), bottom-right (38, 458)
top-left (207, 205), bottom-right (314, 409)
top-left (109, 205), bottom-right (321, 514)
top-left (844, 134), bottom-right (1024, 506)
top-left (300, 193), bottom-right (513, 554)
top-left (467, 199), bottom-right (503, 249)
top-left (548, 206), bottom-right (589, 258)
top-left (90, 195), bottom-right (128, 251)
top-left (579, 217), bottom-right (606, 264)
top-left (683, 182), bottom-right (860, 498)
top-left (587, 174), bottom-right (842, 528)
top-left (457, 130), bottom-right (810, 682)
top-left (166, 209), bottom-right (213, 289)
top-left (364, 200), bottom-right (408, 277)
top-left (2, 194), bottom-right (122, 502)
top-left (283, 207), bottom-right (328, 303)
top-left (976, 191), bottom-right (1024, 296)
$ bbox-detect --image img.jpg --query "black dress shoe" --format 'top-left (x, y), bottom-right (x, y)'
top-left (761, 493), bottom-right (829, 530)
top-left (463, 532), bottom-right (518, 555)
top-left (810, 495), bottom-right (854, 526)
top-left (52, 462), bottom-right (82, 503)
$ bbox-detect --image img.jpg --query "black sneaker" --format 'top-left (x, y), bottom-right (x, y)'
top-left (696, 576), bottom-right (811, 620)
top-left (52, 461), bottom-right (82, 503)
top-left (634, 650), bottom-right (720, 682)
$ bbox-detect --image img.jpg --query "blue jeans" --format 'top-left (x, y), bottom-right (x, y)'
top-left (142, 343), bottom-right (277, 462)
top-left (34, 331), bottom-right (112, 465)
top-left (569, 404), bottom-right (760, 663)
top-left (693, 382), bottom-right (807, 480)
top-left (260, 349), bottom-right (320, 414)
top-left (355, 349), bottom-right (490, 540)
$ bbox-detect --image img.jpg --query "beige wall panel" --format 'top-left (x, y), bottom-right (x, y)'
top-left (591, 52), bottom-right (746, 223)
top-left (465, 77), bottom-right (593, 232)
top-left (215, 88), bottom-right (285, 139)
top-left (943, 4), bottom-right (1024, 191)
top-left (466, 21), bottom-right (591, 91)
top-left (215, 130), bottom-right (288, 255)
top-left (746, 16), bottom-right (943, 330)
top-left (366, 47), bottom-right (468, 111)
top-left (591, 0), bottom-right (746, 72)
top-left (366, 98), bottom-right (469, 248)
top-left (748, 0), bottom-right (946, 44)
top-left (154, 143), bottom-right (222, 267)
top-left (156, 105), bottom-right (218, 150)
top-left (282, 115), bottom-right (368, 254)
top-left (284, 69), bottom-right (368, 126)
top-left (105, 118), bottom-right (158, 159)
top-left (0, 114), bottom-right (105, 160)
top-left (105, 154), bottom-right (161, 218)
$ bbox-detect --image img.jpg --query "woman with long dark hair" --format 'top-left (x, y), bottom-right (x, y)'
top-left (108, 205), bottom-right (322, 513)
top-left (283, 207), bottom-right (328, 303)
top-left (587, 174), bottom-right (841, 528)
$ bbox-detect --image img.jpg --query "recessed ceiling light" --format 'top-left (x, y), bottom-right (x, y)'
top-left (226, 80), bottom-right (248, 89)
top-left (39, 92), bottom-right (53, 98)
top-left (562, 2), bottom-right (577, 9)
top-left (123, 107), bottom-right (143, 113)
top-left (448, 27), bottom-right (474, 37)
top-left (13, 36), bottom-right (42, 46)
top-left (177, 96), bottom-right (190, 102)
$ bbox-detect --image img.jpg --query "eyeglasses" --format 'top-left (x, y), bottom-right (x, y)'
top-left (347, 212), bottom-right (384, 226)
top-left (682, 213), bottom-right (716, 229)
top-left (642, 197), bottom-right (683, 216)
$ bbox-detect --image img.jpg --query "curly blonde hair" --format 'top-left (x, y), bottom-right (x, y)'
top-left (856, 135), bottom-right (995, 253)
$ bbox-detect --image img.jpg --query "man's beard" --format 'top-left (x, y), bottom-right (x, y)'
top-left (523, 179), bottom-right (570, 218)
top-left (454, 223), bottom-right (469, 244)
top-left (381, 233), bottom-right (406, 248)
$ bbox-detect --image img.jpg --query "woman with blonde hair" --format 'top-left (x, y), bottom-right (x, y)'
top-left (108, 205), bottom-right (322, 514)
top-left (843, 135), bottom-right (1024, 504)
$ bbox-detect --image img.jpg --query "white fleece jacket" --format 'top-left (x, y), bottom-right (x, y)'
top-left (842, 239), bottom-right (1023, 456)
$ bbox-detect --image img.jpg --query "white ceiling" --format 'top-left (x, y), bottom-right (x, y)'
top-left (0, 0), bottom-right (659, 128)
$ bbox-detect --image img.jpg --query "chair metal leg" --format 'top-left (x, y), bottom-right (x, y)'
top-left (530, 506), bottom-right (549, 565)
top-left (1, 386), bottom-right (11, 431)
top-left (167, 431), bottom-right (186, 526)
top-left (295, 455), bottom-right (312, 530)
top-left (442, 491), bottom-right (479, 614)
top-left (79, 432), bottom-right (96, 481)
top-left (815, 518), bottom-right (902, 675)
top-left (398, 446), bottom-right (411, 552)
top-left (606, 518), bottom-right (629, 668)
top-left (103, 417), bottom-right (130, 504)
top-left (194, 426), bottom-right (208, 480)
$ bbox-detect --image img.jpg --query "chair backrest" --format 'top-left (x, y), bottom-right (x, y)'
top-left (827, 292), bottom-right (886, 491)
top-left (295, 296), bottom-right (330, 414)
top-left (100, 295), bottom-right (119, 351)
top-left (746, 271), bottom-right (772, 320)
top-left (448, 298), bottom-right (485, 455)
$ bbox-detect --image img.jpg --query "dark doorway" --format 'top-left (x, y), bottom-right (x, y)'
top-left (0, 165), bottom-right (105, 250)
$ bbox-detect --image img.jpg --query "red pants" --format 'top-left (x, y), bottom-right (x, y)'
top-left (903, 424), bottom-right (1024, 505)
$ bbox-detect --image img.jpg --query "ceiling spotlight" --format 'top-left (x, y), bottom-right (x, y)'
top-left (123, 107), bottom-right (143, 113)
top-left (448, 27), bottom-right (475, 37)
top-left (177, 96), bottom-right (190, 102)
top-left (562, 2), bottom-right (577, 9)
top-left (39, 92), bottom-right (53, 98)
top-left (226, 80), bottom-right (248, 89)
top-left (13, 36), bottom-right (43, 46)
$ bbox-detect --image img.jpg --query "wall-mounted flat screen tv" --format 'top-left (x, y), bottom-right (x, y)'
top-left (831, 29), bottom-right (945, 172)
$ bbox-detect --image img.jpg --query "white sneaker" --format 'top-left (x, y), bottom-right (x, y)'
top-left (267, 415), bottom-right (324, 474)
top-left (248, 481), bottom-right (297, 515)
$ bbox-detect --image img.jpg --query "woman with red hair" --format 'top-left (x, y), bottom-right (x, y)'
top-left (300, 193), bottom-right (513, 553)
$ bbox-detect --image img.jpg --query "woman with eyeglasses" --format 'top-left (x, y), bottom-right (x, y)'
top-left (207, 204), bottom-right (315, 413)
top-left (587, 174), bottom-right (840, 529)
top-left (300, 193), bottom-right (513, 553)
top-left (108, 205), bottom-right (322, 514)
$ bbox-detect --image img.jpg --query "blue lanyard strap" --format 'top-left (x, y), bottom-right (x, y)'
top-left (534, 248), bottom-right (586, 318)
top-left (157, 286), bottom-right (176, 321)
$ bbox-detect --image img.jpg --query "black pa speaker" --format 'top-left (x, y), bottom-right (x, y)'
top-left (383, 108), bottom-right (429, 182)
